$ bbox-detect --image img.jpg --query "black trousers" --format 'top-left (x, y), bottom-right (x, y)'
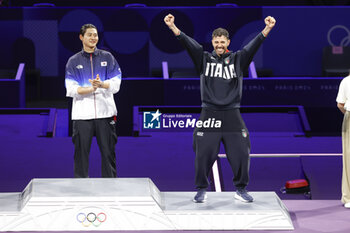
top-left (193, 108), bottom-right (251, 189)
top-left (72, 117), bottom-right (117, 178)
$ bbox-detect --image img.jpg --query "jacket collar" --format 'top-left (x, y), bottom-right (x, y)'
top-left (81, 47), bottom-right (99, 57)
top-left (212, 50), bottom-right (232, 59)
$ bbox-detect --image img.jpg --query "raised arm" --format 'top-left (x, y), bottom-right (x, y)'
top-left (261, 16), bottom-right (276, 37)
top-left (164, 14), bottom-right (181, 36)
top-left (164, 14), bottom-right (204, 74)
top-left (240, 16), bottom-right (276, 71)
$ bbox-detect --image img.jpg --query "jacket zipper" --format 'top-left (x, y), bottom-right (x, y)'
top-left (90, 53), bottom-right (97, 119)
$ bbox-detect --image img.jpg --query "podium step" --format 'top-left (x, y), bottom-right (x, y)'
top-left (0, 193), bottom-right (21, 212)
top-left (0, 178), bottom-right (293, 231)
top-left (162, 191), bottom-right (293, 230)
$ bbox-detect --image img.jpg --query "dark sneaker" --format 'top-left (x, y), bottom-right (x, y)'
top-left (235, 188), bottom-right (254, 203)
top-left (193, 188), bottom-right (207, 203)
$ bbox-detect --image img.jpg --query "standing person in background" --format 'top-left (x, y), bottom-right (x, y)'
top-left (336, 70), bottom-right (350, 208)
top-left (164, 14), bottom-right (276, 203)
top-left (65, 24), bottom-right (122, 178)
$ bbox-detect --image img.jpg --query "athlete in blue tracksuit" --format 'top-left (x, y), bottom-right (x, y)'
top-left (164, 14), bottom-right (276, 203)
top-left (65, 24), bottom-right (122, 178)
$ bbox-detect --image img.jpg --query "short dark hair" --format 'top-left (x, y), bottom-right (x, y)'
top-left (80, 24), bottom-right (97, 36)
top-left (212, 28), bottom-right (229, 39)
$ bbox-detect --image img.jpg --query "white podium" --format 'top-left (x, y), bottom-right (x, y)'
top-left (0, 178), bottom-right (293, 231)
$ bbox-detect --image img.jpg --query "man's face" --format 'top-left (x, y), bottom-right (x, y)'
top-left (212, 35), bottom-right (230, 56)
top-left (80, 28), bottom-right (98, 49)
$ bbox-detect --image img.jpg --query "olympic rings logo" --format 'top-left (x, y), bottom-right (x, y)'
top-left (76, 212), bottom-right (107, 227)
top-left (327, 25), bottom-right (350, 47)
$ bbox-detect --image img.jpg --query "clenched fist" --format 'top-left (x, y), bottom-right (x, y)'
top-left (164, 14), bottom-right (175, 28)
top-left (164, 13), bottom-right (180, 36)
top-left (264, 16), bottom-right (276, 29)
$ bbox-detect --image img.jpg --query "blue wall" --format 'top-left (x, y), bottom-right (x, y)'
top-left (0, 6), bottom-right (349, 77)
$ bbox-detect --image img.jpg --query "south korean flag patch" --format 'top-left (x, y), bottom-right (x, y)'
top-left (101, 61), bottom-right (107, 67)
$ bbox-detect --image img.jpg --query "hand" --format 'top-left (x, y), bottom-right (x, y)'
top-left (89, 74), bottom-right (103, 89)
top-left (93, 74), bottom-right (103, 88)
top-left (164, 14), bottom-right (181, 36)
top-left (164, 14), bottom-right (175, 28)
top-left (264, 16), bottom-right (276, 29)
top-left (88, 78), bottom-right (97, 91)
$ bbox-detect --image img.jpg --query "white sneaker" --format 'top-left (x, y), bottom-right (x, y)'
top-left (344, 202), bottom-right (350, 208)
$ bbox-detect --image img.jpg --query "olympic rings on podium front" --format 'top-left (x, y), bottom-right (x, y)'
top-left (76, 212), bottom-right (107, 227)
